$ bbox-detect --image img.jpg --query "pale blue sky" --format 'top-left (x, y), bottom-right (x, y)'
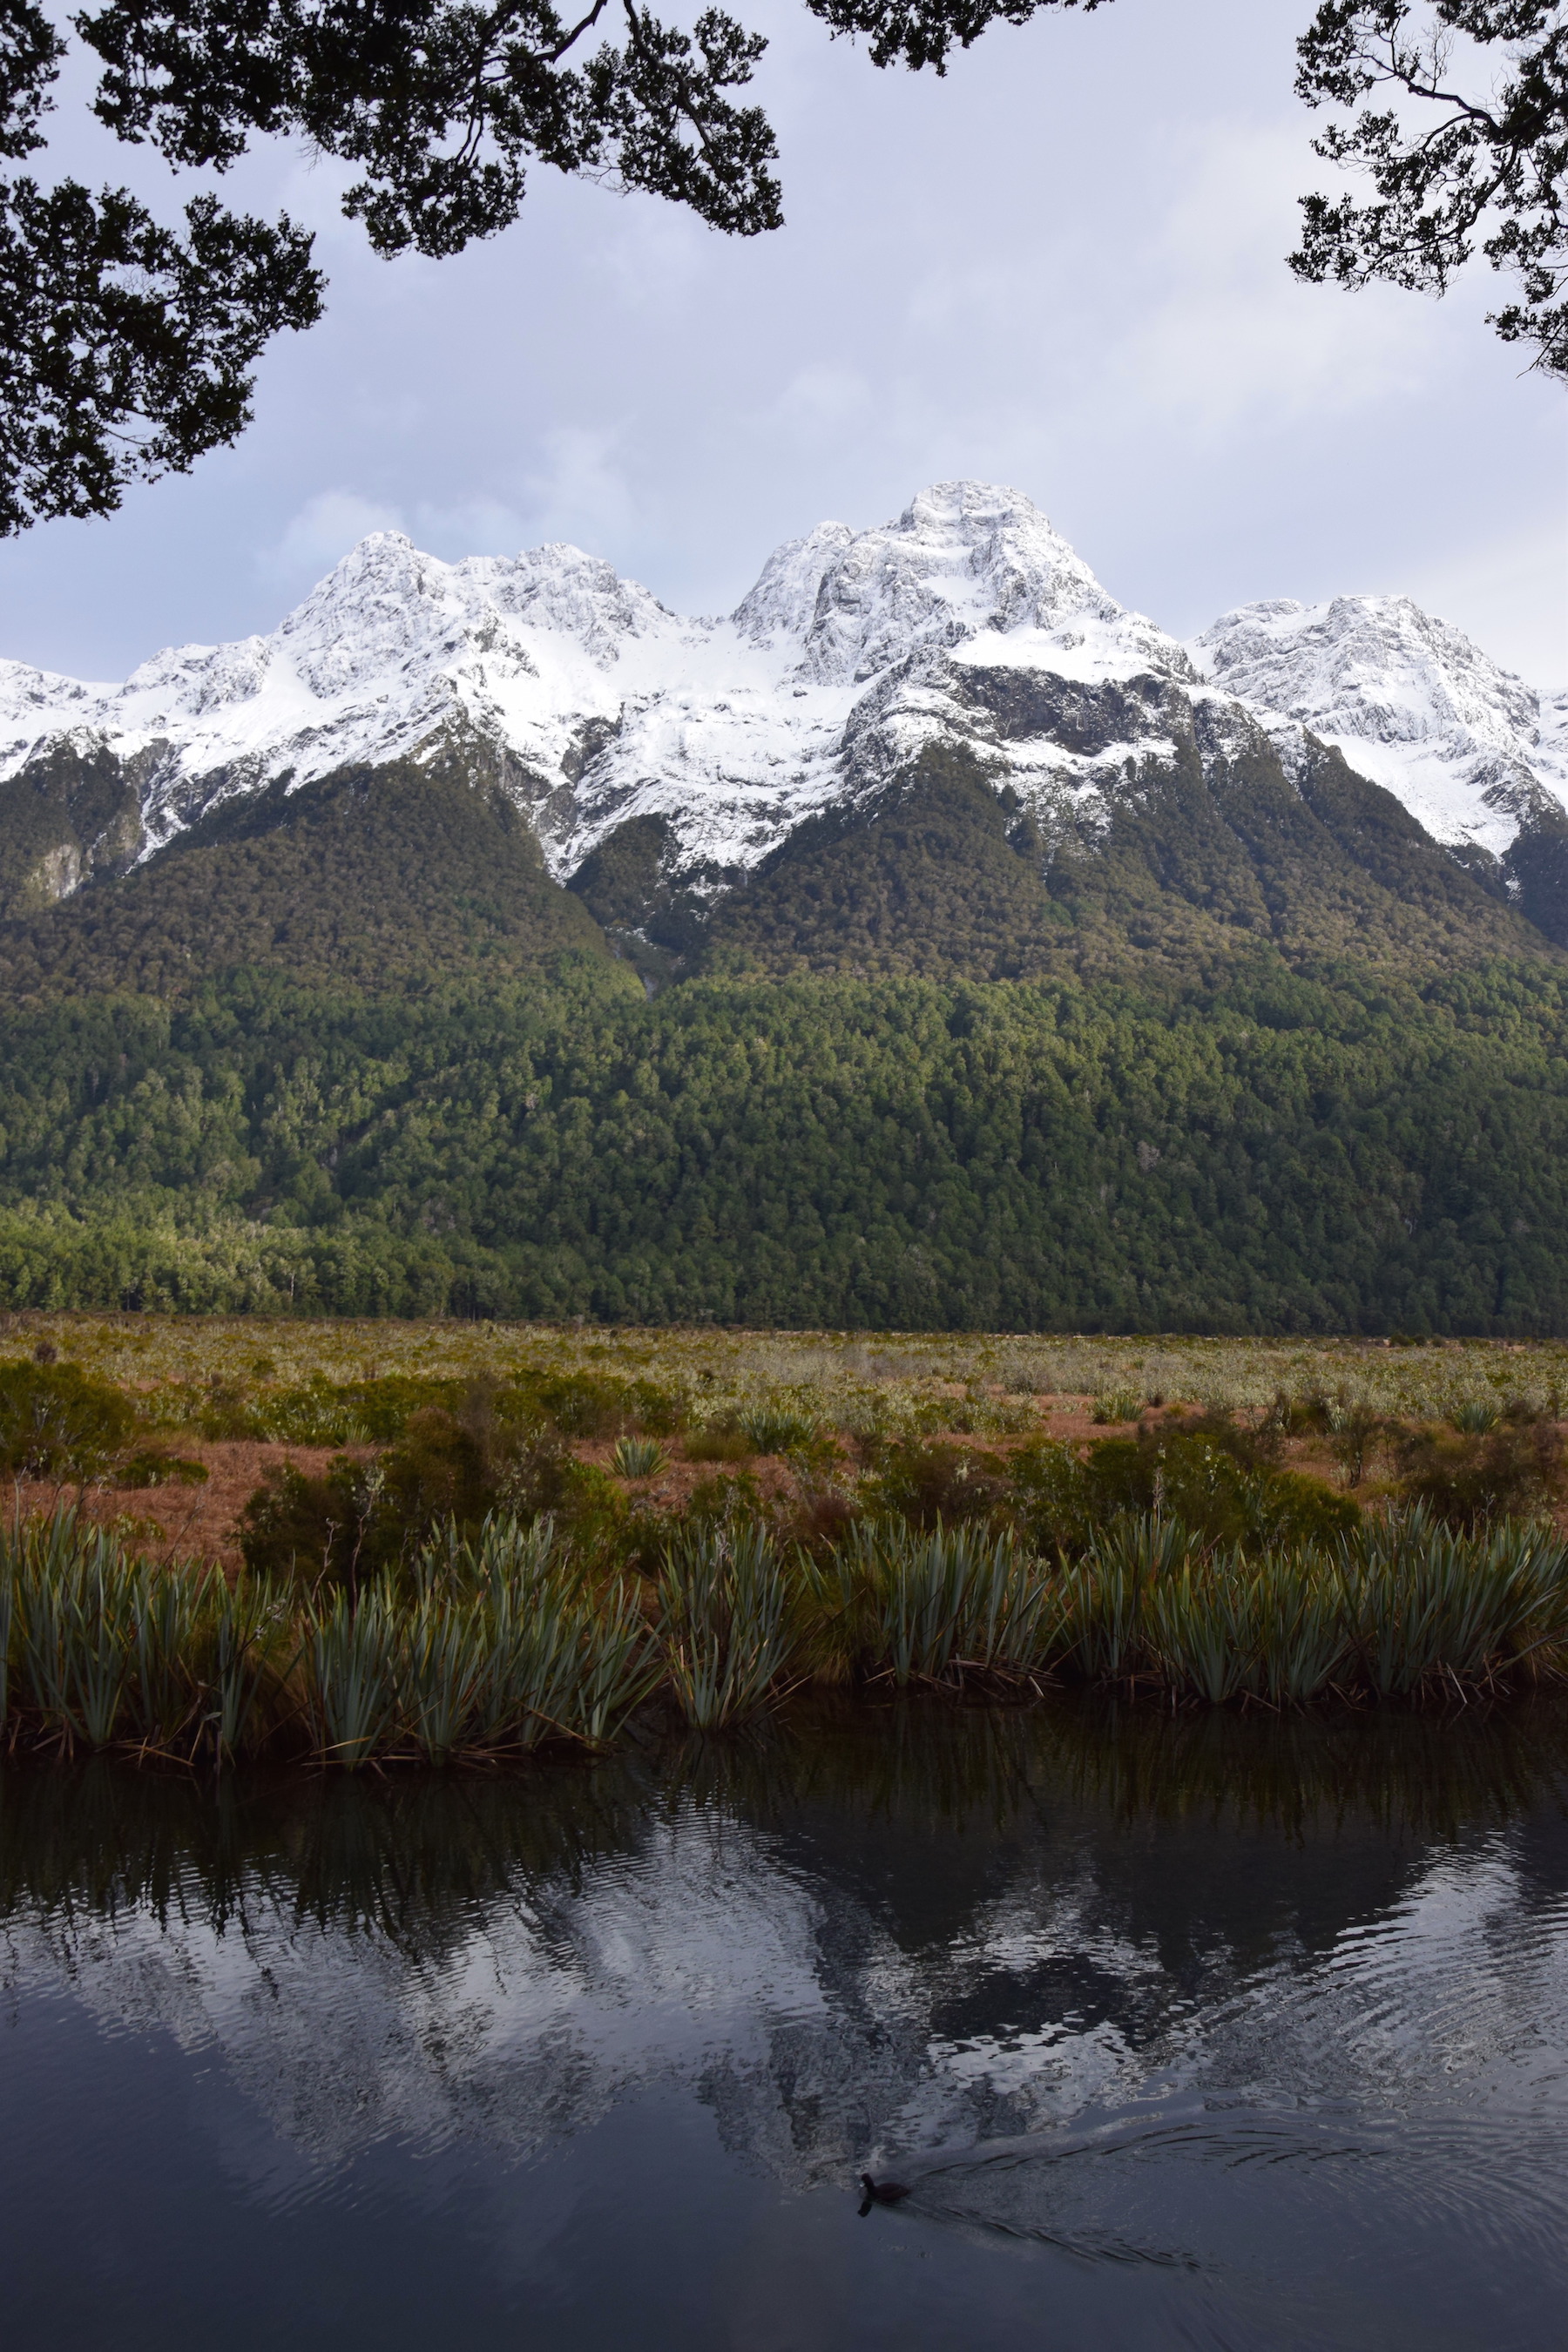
top-left (3, 0), bottom-right (1563, 683)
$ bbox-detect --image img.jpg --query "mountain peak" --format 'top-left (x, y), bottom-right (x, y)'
top-left (0, 489), bottom-right (1559, 923)
top-left (1193, 591), bottom-right (1565, 854)
top-left (730, 478), bottom-right (1163, 688)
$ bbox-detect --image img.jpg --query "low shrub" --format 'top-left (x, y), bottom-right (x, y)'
top-left (1077, 1431), bottom-right (1360, 1551)
top-left (738, 1401), bottom-right (820, 1456)
top-left (236, 1458), bottom-right (385, 1593)
top-left (1090, 1390), bottom-right (1143, 1425)
top-left (683, 1427), bottom-right (754, 1464)
top-left (1396, 1421), bottom-right (1566, 1531)
top-left (611, 1436), bottom-right (668, 1480)
top-left (863, 1438), bottom-right (1012, 1528)
top-left (112, 1448), bottom-right (208, 1488)
top-left (0, 1360), bottom-right (138, 1481)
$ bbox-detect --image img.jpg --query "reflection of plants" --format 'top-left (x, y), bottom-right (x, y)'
top-left (611, 1436), bottom-right (667, 1480)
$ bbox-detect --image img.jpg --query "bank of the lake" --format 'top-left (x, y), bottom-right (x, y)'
top-left (4, 1504), bottom-right (1568, 1767)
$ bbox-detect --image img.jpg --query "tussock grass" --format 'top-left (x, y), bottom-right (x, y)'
top-left (610, 1436), bottom-right (668, 1480)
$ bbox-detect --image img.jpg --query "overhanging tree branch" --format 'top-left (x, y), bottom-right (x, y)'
top-left (1292, 2), bottom-right (1567, 380)
top-left (0, 0), bottom-right (1557, 538)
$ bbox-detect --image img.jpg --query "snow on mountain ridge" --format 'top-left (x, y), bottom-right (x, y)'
top-left (0, 483), bottom-right (1558, 902)
top-left (0, 481), bottom-right (1183, 882)
top-left (1191, 594), bottom-right (1566, 859)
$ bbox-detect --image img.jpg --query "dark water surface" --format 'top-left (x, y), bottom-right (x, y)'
top-left (5, 1700), bottom-right (1568, 2349)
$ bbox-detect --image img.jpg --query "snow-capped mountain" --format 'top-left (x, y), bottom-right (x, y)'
top-left (0, 483), bottom-right (1214, 894)
top-left (0, 481), bottom-right (1560, 908)
top-left (1191, 595), bottom-right (1568, 859)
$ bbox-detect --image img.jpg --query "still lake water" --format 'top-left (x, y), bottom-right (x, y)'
top-left (4, 1700), bottom-right (1568, 2350)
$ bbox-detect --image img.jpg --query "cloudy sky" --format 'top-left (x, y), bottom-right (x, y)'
top-left (3, 0), bottom-right (1563, 684)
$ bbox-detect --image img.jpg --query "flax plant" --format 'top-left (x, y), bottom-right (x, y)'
top-left (1252, 1552), bottom-right (1352, 1705)
top-left (417, 1515), bottom-right (659, 1750)
top-left (308, 1582), bottom-right (399, 1767)
top-left (658, 1525), bottom-right (800, 1729)
top-left (834, 1520), bottom-right (1063, 1687)
top-left (130, 1561), bottom-right (205, 1749)
top-left (1144, 1549), bottom-right (1258, 1705)
top-left (15, 1517), bottom-right (136, 1747)
top-left (397, 1592), bottom-right (489, 1763)
top-left (1340, 1511), bottom-right (1568, 1694)
top-left (1060, 1517), bottom-right (1187, 1684)
top-left (208, 1573), bottom-right (287, 1760)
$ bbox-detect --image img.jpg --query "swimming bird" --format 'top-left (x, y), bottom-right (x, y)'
top-left (858, 2173), bottom-right (911, 2211)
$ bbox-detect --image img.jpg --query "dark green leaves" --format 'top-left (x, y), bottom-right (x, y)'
top-left (78, 0), bottom-right (782, 255)
top-left (801, 0), bottom-right (1110, 77)
top-left (1293, 3), bottom-right (1568, 380)
top-left (0, 179), bottom-right (322, 533)
top-left (0, 1), bottom-right (65, 160)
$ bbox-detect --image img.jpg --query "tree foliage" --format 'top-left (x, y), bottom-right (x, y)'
top-left (800, 0), bottom-right (1106, 74)
top-left (1292, 2), bottom-right (1568, 379)
top-left (0, 0), bottom-right (322, 534)
top-left (1, 956), bottom-right (1567, 1333)
top-left (0, 173), bottom-right (322, 534)
top-left (0, 0), bottom-right (1554, 534)
top-left (79, 0), bottom-right (784, 255)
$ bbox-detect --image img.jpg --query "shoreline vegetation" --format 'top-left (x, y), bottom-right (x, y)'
top-left (3, 1317), bottom-right (1568, 1761)
top-left (3, 1504), bottom-right (1566, 1766)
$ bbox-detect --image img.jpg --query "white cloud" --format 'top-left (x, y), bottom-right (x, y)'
top-left (260, 490), bottom-right (405, 583)
top-left (768, 364), bottom-right (875, 443)
top-left (411, 496), bottom-right (530, 558)
top-left (1114, 118), bottom-right (1437, 436)
top-left (517, 429), bottom-right (638, 553)
top-left (590, 195), bottom-right (712, 312)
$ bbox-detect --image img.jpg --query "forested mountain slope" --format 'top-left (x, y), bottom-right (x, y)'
top-left (0, 484), bottom-right (1563, 1334)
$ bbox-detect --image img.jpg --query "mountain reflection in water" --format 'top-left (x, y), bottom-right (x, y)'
top-left (3, 1698), bottom-right (1568, 2350)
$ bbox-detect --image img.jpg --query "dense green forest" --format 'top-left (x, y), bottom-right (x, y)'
top-left (0, 745), bottom-right (1565, 1333)
top-left (0, 952), bottom-right (1565, 1331)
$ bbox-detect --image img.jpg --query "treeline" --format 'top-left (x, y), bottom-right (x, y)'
top-left (0, 952), bottom-right (1565, 1331)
